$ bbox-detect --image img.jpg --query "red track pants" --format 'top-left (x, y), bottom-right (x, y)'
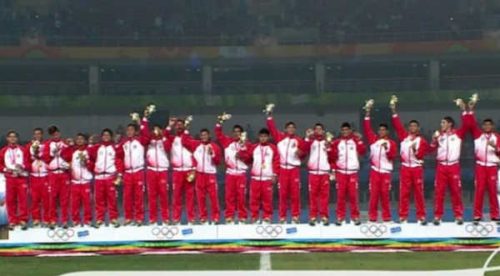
top-left (434, 163), bottom-right (463, 219)
top-left (196, 172), bottom-right (220, 222)
top-left (336, 172), bottom-right (360, 221)
top-left (308, 174), bottom-right (330, 220)
top-left (48, 173), bottom-right (70, 224)
top-left (278, 167), bottom-right (301, 220)
top-left (95, 178), bottom-right (118, 222)
top-left (249, 179), bottom-right (273, 221)
top-left (368, 170), bottom-right (391, 221)
top-left (6, 176), bottom-right (28, 224)
top-left (123, 171), bottom-right (145, 222)
top-left (172, 170), bottom-right (196, 223)
top-left (29, 176), bottom-right (49, 223)
top-left (224, 174), bottom-right (247, 221)
top-left (399, 166), bottom-right (426, 221)
top-left (146, 170), bottom-right (169, 223)
top-left (473, 165), bottom-right (499, 220)
top-left (71, 183), bottom-right (91, 225)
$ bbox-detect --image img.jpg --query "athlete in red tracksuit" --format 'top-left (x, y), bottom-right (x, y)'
top-left (63, 134), bottom-right (94, 227)
top-left (301, 123), bottom-right (332, 226)
top-left (238, 128), bottom-right (279, 223)
top-left (118, 119), bottom-right (150, 225)
top-left (363, 112), bottom-right (397, 223)
top-left (391, 108), bottom-right (429, 225)
top-left (0, 131), bottom-right (30, 230)
top-left (167, 118), bottom-right (196, 224)
top-left (182, 129), bottom-right (222, 224)
top-left (88, 128), bottom-right (123, 227)
top-left (215, 121), bottom-right (249, 224)
top-left (25, 128), bottom-right (49, 227)
top-left (465, 105), bottom-right (500, 223)
top-left (329, 123), bottom-right (366, 226)
top-left (43, 126), bottom-right (71, 228)
top-left (145, 119), bottom-right (172, 225)
top-left (429, 111), bottom-right (468, 225)
top-left (266, 115), bottom-right (305, 224)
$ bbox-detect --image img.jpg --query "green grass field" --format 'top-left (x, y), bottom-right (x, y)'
top-left (2, 252), bottom-right (500, 276)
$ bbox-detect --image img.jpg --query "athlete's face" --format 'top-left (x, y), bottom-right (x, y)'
top-left (440, 119), bottom-right (452, 132)
top-left (378, 126), bottom-right (389, 138)
top-left (200, 131), bottom-right (210, 142)
top-left (51, 131), bottom-right (61, 140)
top-left (232, 128), bottom-right (242, 139)
top-left (175, 121), bottom-right (185, 132)
top-left (285, 124), bottom-right (296, 135)
top-left (102, 132), bottom-right (112, 143)
top-left (75, 136), bottom-right (86, 146)
top-left (408, 122), bottom-right (420, 134)
top-left (6, 132), bottom-right (18, 145)
top-left (33, 130), bottom-right (43, 141)
top-left (126, 126), bottom-right (136, 138)
top-left (482, 121), bottom-right (494, 133)
top-left (314, 125), bottom-right (324, 136)
top-left (259, 133), bottom-right (269, 144)
top-left (341, 127), bottom-right (352, 137)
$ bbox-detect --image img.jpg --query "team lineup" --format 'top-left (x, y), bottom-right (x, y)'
top-left (0, 93), bottom-right (499, 231)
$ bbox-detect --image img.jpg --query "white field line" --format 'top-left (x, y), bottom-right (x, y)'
top-left (259, 252), bottom-right (271, 271)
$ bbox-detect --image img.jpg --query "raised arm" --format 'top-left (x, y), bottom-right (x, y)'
top-left (466, 110), bottom-right (482, 139)
top-left (181, 134), bottom-right (200, 152)
top-left (363, 116), bottom-right (377, 144)
top-left (391, 113), bottom-right (408, 141)
top-left (139, 117), bottom-right (151, 146)
top-left (266, 116), bottom-right (284, 142)
top-left (456, 111), bottom-right (469, 139)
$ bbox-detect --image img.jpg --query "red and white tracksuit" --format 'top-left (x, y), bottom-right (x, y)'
top-left (466, 111), bottom-right (500, 220)
top-left (88, 142), bottom-right (123, 222)
top-left (25, 141), bottom-right (49, 224)
top-left (392, 114), bottom-right (429, 221)
top-left (146, 125), bottom-right (172, 223)
top-left (267, 117), bottom-right (305, 221)
top-left (363, 117), bottom-right (397, 222)
top-left (183, 138), bottom-right (222, 223)
top-left (168, 129), bottom-right (196, 223)
top-left (429, 112), bottom-right (467, 220)
top-left (0, 145), bottom-right (30, 225)
top-left (118, 121), bottom-right (150, 223)
top-left (329, 135), bottom-right (366, 221)
top-left (65, 146), bottom-right (94, 225)
top-left (43, 139), bottom-right (71, 224)
top-left (215, 124), bottom-right (249, 221)
top-left (239, 142), bottom-right (279, 221)
top-left (302, 135), bottom-right (331, 220)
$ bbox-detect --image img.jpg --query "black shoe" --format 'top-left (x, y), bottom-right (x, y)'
top-left (48, 222), bottom-right (56, 230)
top-left (455, 218), bottom-right (464, 225)
top-left (62, 223), bottom-right (69, 229)
top-left (335, 220), bottom-right (343, 226)
top-left (353, 219), bottom-right (361, 226)
top-left (433, 218), bottom-right (441, 226)
top-left (111, 219), bottom-right (120, 228)
top-left (8, 224), bottom-right (15, 231)
top-left (279, 219), bottom-right (286, 224)
top-left (309, 219), bottom-right (316, 226)
top-left (473, 218), bottom-right (481, 225)
top-left (369, 220), bottom-right (377, 223)
top-left (492, 218), bottom-right (500, 225)
top-left (321, 217), bottom-right (329, 226)
top-left (19, 221), bottom-right (28, 231)
top-left (419, 219), bottom-right (427, 226)
top-left (292, 217), bottom-right (300, 224)
top-left (399, 218), bottom-right (407, 224)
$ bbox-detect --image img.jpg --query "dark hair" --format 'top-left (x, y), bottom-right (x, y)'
top-left (379, 123), bottom-right (389, 129)
top-left (408, 120), bottom-right (420, 126)
top-left (314, 123), bottom-right (324, 129)
top-left (259, 128), bottom-right (270, 135)
top-left (76, 133), bottom-right (89, 140)
top-left (101, 128), bottom-right (114, 136)
top-left (48, 125), bottom-right (59, 135)
top-left (200, 128), bottom-right (210, 134)
top-left (33, 127), bottom-right (43, 134)
top-left (443, 116), bottom-right (455, 127)
top-left (6, 130), bottom-right (18, 137)
top-left (483, 118), bottom-right (494, 124)
top-left (285, 121), bottom-right (296, 128)
top-left (233, 124), bottom-right (244, 132)
top-left (153, 124), bottom-right (162, 129)
top-left (127, 123), bottom-right (139, 131)
top-left (341, 122), bottom-right (351, 129)
top-left (176, 119), bottom-right (185, 124)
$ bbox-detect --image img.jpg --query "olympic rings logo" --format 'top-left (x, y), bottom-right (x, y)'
top-left (46, 228), bottom-right (75, 242)
top-left (151, 226), bottom-right (179, 240)
top-left (465, 223), bottom-right (494, 237)
top-left (255, 225), bottom-right (283, 238)
top-left (360, 224), bottom-right (387, 238)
